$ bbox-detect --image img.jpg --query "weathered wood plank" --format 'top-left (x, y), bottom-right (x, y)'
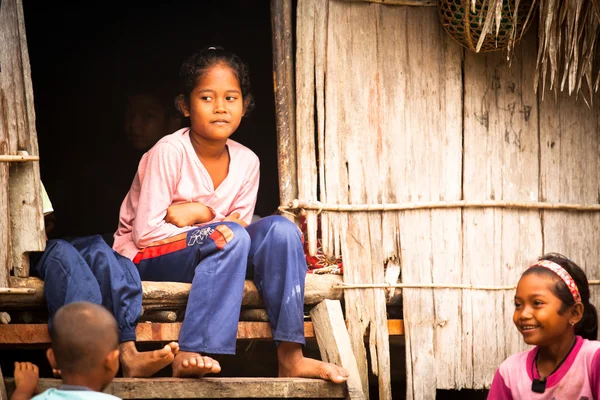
top-left (364, 5), bottom-right (463, 399)
top-left (539, 87), bottom-right (600, 310)
top-left (295, 0), bottom-right (319, 254)
top-left (0, 0), bottom-right (18, 288)
top-left (324, 3), bottom-right (386, 398)
top-left (0, 320), bottom-right (403, 344)
top-left (5, 378), bottom-right (346, 399)
top-left (2, 274), bottom-right (400, 310)
top-left (311, 300), bottom-right (365, 400)
top-left (462, 29), bottom-right (540, 389)
top-left (340, 0), bottom-right (436, 5)
top-left (0, 0), bottom-right (45, 278)
top-left (271, 0), bottom-right (298, 209)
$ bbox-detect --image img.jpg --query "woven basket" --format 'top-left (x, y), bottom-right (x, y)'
top-left (438, 0), bottom-right (534, 52)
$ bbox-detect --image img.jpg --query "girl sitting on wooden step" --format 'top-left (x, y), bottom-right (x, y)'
top-left (488, 253), bottom-right (600, 399)
top-left (113, 47), bottom-right (349, 382)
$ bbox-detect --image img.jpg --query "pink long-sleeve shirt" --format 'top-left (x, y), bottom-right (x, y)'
top-left (488, 336), bottom-right (600, 400)
top-left (113, 128), bottom-right (260, 260)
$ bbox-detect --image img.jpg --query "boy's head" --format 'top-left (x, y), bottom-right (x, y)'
top-left (124, 85), bottom-right (183, 151)
top-left (47, 302), bottom-right (120, 389)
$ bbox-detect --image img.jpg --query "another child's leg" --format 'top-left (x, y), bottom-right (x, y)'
top-left (246, 216), bottom-right (348, 383)
top-left (35, 239), bottom-right (103, 324)
top-left (68, 235), bottom-right (177, 377)
top-left (135, 223), bottom-right (250, 377)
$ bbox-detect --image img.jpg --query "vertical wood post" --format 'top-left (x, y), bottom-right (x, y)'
top-left (0, 0), bottom-right (45, 279)
top-left (271, 0), bottom-right (298, 214)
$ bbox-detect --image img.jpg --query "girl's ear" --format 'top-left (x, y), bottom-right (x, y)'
top-left (175, 94), bottom-right (190, 117)
top-left (570, 302), bottom-right (584, 325)
top-left (242, 97), bottom-right (251, 116)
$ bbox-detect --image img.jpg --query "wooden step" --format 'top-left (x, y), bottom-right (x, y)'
top-left (3, 377), bottom-right (346, 398)
top-left (0, 320), bottom-right (404, 344)
top-left (2, 275), bottom-right (402, 311)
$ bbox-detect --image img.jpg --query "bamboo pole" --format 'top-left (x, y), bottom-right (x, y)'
top-left (271, 0), bottom-right (298, 210)
top-left (0, 155), bottom-right (39, 162)
top-left (282, 199), bottom-right (600, 212)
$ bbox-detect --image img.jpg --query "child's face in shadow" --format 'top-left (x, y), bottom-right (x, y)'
top-left (125, 94), bottom-right (176, 151)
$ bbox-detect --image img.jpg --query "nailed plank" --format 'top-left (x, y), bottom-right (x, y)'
top-left (5, 378), bottom-right (346, 399)
top-left (462, 29), bottom-right (540, 389)
top-left (311, 300), bottom-right (365, 400)
top-left (271, 0), bottom-right (298, 208)
top-left (0, 320), bottom-right (403, 344)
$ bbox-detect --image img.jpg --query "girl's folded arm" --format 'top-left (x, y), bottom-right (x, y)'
top-left (226, 157), bottom-right (260, 225)
top-left (132, 143), bottom-right (184, 247)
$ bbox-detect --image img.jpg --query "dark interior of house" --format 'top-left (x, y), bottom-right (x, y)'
top-left (23, 0), bottom-right (279, 241)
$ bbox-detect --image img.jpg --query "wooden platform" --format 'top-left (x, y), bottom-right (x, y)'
top-left (0, 320), bottom-right (404, 344)
top-left (4, 377), bottom-right (346, 398)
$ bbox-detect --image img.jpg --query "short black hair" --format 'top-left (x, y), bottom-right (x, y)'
top-left (50, 302), bottom-right (119, 374)
top-left (179, 46), bottom-right (255, 114)
top-left (523, 253), bottom-right (598, 340)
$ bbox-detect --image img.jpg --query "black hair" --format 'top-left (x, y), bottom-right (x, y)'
top-left (178, 46), bottom-right (255, 114)
top-left (50, 302), bottom-right (119, 374)
top-left (522, 253), bottom-right (598, 340)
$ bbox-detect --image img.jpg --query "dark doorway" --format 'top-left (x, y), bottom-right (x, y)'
top-left (24, 0), bottom-right (279, 239)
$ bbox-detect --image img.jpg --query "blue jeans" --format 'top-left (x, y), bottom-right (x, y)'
top-left (36, 235), bottom-right (142, 342)
top-left (135, 216), bottom-right (307, 354)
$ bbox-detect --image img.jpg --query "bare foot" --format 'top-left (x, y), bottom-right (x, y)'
top-left (13, 362), bottom-right (40, 399)
top-left (120, 341), bottom-right (179, 377)
top-left (172, 350), bottom-right (221, 378)
top-left (277, 342), bottom-right (349, 384)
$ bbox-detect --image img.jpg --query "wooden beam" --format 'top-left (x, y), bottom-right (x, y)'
top-left (5, 377), bottom-right (346, 399)
top-left (339, 0), bottom-right (436, 6)
top-left (271, 0), bottom-right (298, 209)
top-left (311, 300), bottom-right (365, 400)
top-left (0, 320), bottom-right (403, 345)
top-left (2, 275), bottom-right (402, 310)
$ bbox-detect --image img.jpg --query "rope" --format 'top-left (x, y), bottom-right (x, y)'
top-left (281, 199), bottom-right (600, 212)
top-left (334, 280), bottom-right (600, 290)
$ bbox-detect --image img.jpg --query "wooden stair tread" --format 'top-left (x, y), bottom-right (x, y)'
top-left (4, 377), bottom-right (346, 398)
top-left (2, 275), bottom-right (401, 310)
top-left (0, 320), bottom-right (404, 344)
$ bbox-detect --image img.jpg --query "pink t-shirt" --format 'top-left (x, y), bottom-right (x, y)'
top-left (488, 336), bottom-right (600, 400)
top-left (113, 128), bottom-right (260, 260)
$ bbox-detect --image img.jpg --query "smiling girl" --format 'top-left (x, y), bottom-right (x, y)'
top-left (488, 253), bottom-right (600, 399)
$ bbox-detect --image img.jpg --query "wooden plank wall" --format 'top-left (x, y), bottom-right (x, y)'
top-left (0, 0), bottom-right (45, 281)
top-left (295, 0), bottom-right (600, 398)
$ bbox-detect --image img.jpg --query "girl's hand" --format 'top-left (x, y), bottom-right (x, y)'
top-left (223, 212), bottom-right (248, 228)
top-left (166, 202), bottom-right (214, 227)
